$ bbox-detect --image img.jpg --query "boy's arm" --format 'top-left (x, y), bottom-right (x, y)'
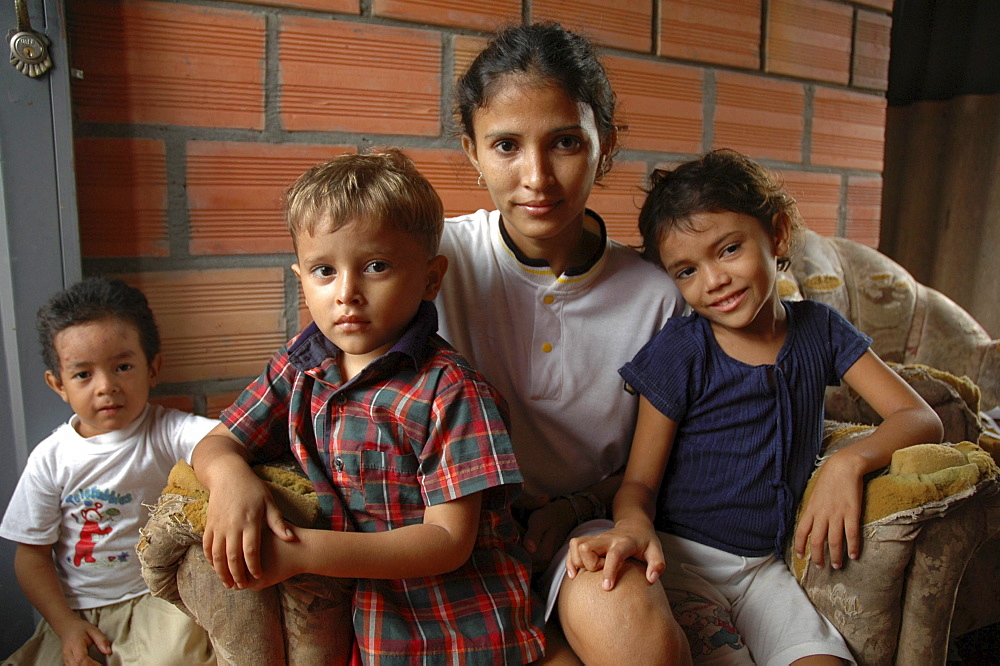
top-left (794, 349), bottom-right (944, 568)
top-left (14, 543), bottom-right (110, 665)
top-left (246, 492), bottom-right (483, 589)
top-left (567, 396), bottom-right (677, 590)
top-left (191, 423), bottom-right (293, 589)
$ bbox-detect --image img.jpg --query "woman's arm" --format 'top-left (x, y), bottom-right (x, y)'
top-left (244, 492), bottom-right (483, 589)
top-left (794, 350), bottom-right (943, 568)
top-left (14, 543), bottom-right (110, 665)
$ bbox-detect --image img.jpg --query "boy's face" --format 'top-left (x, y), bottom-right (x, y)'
top-left (45, 317), bottom-right (161, 438)
top-left (291, 218), bottom-right (447, 375)
top-left (658, 210), bottom-right (790, 336)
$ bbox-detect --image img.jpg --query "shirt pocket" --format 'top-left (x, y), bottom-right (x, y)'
top-left (360, 449), bottom-right (422, 529)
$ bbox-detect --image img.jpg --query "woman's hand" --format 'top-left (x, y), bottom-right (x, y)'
top-left (522, 497), bottom-right (578, 569)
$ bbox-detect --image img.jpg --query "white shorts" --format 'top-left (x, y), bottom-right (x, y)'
top-left (539, 518), bottom-right (614, 620)
top-left (657, 532), bottom-right (855, 666)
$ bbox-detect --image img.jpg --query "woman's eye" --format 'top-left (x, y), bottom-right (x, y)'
top-left (494, 139), bottom-right (517, 154)
top-left (555, 135), bottom-right (581, 150)
top-left (311, 265), bottom-right (334, 278)
top-left (365, 261), bottom-right (389, 274)
top-left (722, 243), bottom-right (741, 256)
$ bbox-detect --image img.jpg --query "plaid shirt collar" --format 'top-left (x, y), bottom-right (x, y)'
top-left (287, 299), bottom-right (439, 386)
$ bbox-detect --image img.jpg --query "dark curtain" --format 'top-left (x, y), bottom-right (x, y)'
top-left (881, 0), bottom-right (1000, 337)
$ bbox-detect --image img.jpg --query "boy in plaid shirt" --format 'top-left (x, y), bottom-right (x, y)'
top-left (191, 149), bottom-right (545, 663)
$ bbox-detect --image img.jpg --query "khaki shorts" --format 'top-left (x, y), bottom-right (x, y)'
top-left (657, 532), bottom-right (855, 666)
top-left (5, 593), bottom-right (215, 666)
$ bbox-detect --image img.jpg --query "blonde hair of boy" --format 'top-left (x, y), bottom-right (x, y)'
top-left (283, 148), bottom-right (444, 258)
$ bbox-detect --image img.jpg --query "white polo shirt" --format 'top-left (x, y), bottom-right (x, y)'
top-left (436, 209), bottom-right (683, 497)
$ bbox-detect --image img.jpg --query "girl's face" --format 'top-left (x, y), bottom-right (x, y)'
top-left (462, 75), bottom-right (608, 258)
top-left (658, 210), bottom-right (790, 337)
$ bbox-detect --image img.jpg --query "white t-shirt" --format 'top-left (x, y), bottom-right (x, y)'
top-left (436, 209), bottom-right (684, 497)
top-left (0, 404), bottom-right (218, 610)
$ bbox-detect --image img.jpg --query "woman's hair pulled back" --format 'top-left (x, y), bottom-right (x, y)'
top-left (455, 22), bottom-right (618, 161)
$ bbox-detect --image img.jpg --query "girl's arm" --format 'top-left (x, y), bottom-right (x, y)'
top-left (14, 543), bottom-right (110, 665)
top-left (794, 350), bottom-right (943, 568)
top-left (566, 396), bottom-right (677, 590)
top-left (192, 423), bottom-right (293, 589)
top-left (243, 492), bottom-right (483, 589)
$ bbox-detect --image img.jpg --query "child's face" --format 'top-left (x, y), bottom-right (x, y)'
top-left (45, 317), bottom-right (161, 438)
top-left (291, 219), bottom-right (447, 373)
top-left (659, 210), bottom-right (790, 334)
top-left (461, 75), bottom-right (605, 254)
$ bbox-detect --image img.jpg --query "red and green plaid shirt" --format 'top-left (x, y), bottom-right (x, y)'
top-left (221, 301), bottom-right (544, 663)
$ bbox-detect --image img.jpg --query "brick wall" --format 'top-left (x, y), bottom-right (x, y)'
top-left (67, 0), bottom-right (893, 412)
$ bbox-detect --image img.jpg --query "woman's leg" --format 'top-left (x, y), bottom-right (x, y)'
top-left (557, 560), bottom-right (692, 664)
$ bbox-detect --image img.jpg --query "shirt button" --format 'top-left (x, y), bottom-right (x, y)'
top-left (334, 457), bottom-right (344, 471)
top-left (542, 342), bottom-right (553, 353)
top-left (334, 393), bottom-right (347, 405)
top-left (543, 295), bottom-right (555, 305)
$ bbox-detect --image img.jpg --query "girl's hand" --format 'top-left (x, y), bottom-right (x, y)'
top-left (58, 617), bottom-right (111, 666)
top-left (793, 448), bottom-right (866, 569)
top-left (566, 522), bottom-right (664, 590)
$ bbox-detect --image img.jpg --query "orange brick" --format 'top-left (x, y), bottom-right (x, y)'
top-left (280, 17), bottom-right (441, 135)
top-left (853, 0), bottom-right (892, 11)
top-left (713, 71), bottom-right (805, 163)
top-left (811, 87), bottom-right (886, 171)
top-left (116, 269), bottom-right (288, 384)
top-left (453, 34), bottom-right (491, 85)
top-left (187, 142), bottom-right (354, 255)
top-left (605, 56), bottom-right (703, 154)
top-left (846, 174), bottom-right (882, 248)
top-left (206, 391), bottom-right (244, 420)
top-left (374, 0), bottom-right (519, 31)
top-left (660, 0), bottom-right (761, 70)
top-left (586, 160), bottom-right (650, 247)
top-left (150, 394), bottom-right (195, 412)
top-left (766, 0), bottom-right (852, 84)
top-left (69, 0), bottom-right (265, 128)
top-left (405, 148), bottom-right (494, 218)
top-left (533, 0), bottom-right (653, 52)
top-left (76, 138), bottom-right (168, 258)
top-left (776, 170), bottom-right (842, 238)
top-left (218, 0), bottom-right (356, 12)
top-left (853, 10), bottom-right (892, 91)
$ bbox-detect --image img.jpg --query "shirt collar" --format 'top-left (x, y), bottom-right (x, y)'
top-left (288, 300), bottom-right (439, 380)
top-left (497, 209), bottom-right (608, 277)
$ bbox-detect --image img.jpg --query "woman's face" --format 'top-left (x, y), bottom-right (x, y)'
top-left (462, 75), bottom-right (607, 257)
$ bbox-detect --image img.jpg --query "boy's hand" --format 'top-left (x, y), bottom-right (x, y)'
top-left (202, 466), bottom-right (292, 589)
top-left (58, 616), bottom-right (111, 666)
top-left (242, 525), bottom-right (306, 591)
top-left (794, 448), bottom-right (866, 569)
top-left (566, 521), bottom-right (664, 590)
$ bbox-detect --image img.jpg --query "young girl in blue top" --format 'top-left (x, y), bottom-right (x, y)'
top-left (566, 149), bottom-right (943, 665)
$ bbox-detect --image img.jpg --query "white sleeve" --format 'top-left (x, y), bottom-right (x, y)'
top-left (0, 443), bottom-right (62, 546)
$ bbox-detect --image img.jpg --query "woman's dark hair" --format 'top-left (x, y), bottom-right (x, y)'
top-left (454, 22), bottom-right (619, 171)
top-left (37, 277), bottom-right (161, 375)
top-left (637, 149), bottom-right (804, 269)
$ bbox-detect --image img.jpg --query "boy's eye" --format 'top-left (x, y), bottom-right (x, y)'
top-left (116, 363), bottom-right (134, 372)
top-left (364, 261), bottom-right (389, 274)
top-left (73, 371), bottom-right (91, 381)
top-left (311, 265), bottom-right (334, 278)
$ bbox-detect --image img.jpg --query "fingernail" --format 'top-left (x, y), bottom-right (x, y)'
top-left (603, 579), bottom-right (612, 591)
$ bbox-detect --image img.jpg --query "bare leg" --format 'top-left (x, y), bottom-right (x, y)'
top-left (558, 560), bottom-right (692, 665)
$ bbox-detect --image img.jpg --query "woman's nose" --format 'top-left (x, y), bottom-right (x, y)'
top-left (522, 149), bottom-right (553, 190)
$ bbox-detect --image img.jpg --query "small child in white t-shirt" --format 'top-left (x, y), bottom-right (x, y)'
top-left (1, 277), bottom-right (217, 666)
